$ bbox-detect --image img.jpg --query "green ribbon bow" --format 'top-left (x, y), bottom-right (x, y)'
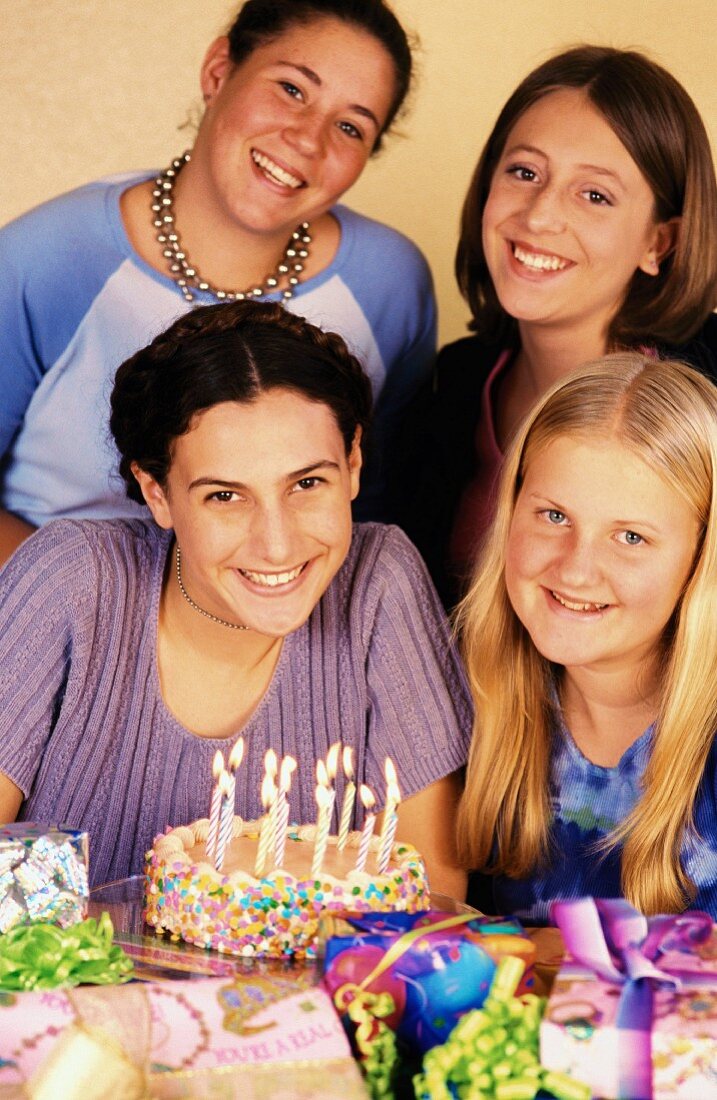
top-left (0, 912), bottom-right (134, 991)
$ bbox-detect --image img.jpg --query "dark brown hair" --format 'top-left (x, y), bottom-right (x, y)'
top-left (110, 301), bottom-right (373, 504)
top-left (226, 0), bottom-right (414, 152)
top-left (456, 46), bottom-right (717, 347)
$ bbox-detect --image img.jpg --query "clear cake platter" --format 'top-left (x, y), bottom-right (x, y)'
top-left (89, 876), bottom-right (478, 983)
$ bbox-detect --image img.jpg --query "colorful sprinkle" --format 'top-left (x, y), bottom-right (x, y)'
top-left (144, 818), bottom-right (428, 958)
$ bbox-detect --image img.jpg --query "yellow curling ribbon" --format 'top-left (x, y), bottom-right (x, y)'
top-left (331, 913), bottom-right (517, 1100)
top-left (334, 912), bottom-right (482, 1018)
top-left (413, 958), bottom-right (592, 1100)
top-left (344, 990), bottom-right (399, 1099)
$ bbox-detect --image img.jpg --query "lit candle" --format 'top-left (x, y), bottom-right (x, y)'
top-left (205, 750), bottom-right (225, 862)
top-left (377, 759), bottom-right (401, 875)
top-left (254, 774), bottom-right (277, 877)
top-left (265, 748), bottom-right (279, 787)
top-left (376, 784), bottom-right (400, 875)
top-left (221, 737), bottom-right (244, 833)
top-left (274, 755), bottom-right (297, 867)
top-left (214, 771), bottom-right (235, 872)
top-left (228, 736), bottom-right (245, 781)
top-left (337, 746), bottom-right (356, 851)
top-left (264, 750), bottom-right (280, 869)
top-left (326, 742), bottom-right (340, 783)
top-left (354, 785), bottom-right (376, 874)
top-left (319, 754), bottom-right (337, 832)
top-left (311, 783), bottom-right (333, 879)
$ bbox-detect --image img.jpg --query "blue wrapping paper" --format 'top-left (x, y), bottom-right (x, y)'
top-left (319, 908), bottom-right (536, 1054)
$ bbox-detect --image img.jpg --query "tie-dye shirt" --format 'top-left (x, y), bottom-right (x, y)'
top-left (468, 720), bottom-right (717, 923)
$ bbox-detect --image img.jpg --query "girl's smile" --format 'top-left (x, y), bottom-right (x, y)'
top-left (187, 17), bottom-right (396, 244)
top-left (136, 389), bottom-right (362, 640)
top-left (505, 432), bottom-right (701, 684)
top-left (481, 87), bottom-right (674, 341)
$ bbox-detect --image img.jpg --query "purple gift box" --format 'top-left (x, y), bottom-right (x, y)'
top-left (540, 897), bottom-right (717, 1099)
top-left (320, 908), bottom-right (536, 1054)
top-left (0, 823), bottom-right (89, 932)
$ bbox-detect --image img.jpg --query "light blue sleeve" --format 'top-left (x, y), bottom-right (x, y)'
top-left (0, 180), bottom-right (129, 458)
top-left (0, 216), bottom-right (48, 456)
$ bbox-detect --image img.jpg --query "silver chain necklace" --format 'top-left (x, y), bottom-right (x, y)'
top-left (175, 544), bottom-right (249, 631)
top-left (152, 151), bottom-right (311, 304)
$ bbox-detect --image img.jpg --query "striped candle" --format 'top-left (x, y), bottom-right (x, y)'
top-left (354, 784), bottom-right (376, 874)
top-left (254, 774), bottom-right (277, 877)
top-left (311, 784), bottom-right (332, 879)
top-left (317, 757), bottom-right (337, 834)
top-left (215, 736), bottom-right (244, 863)
top-left (274, 755), bottom-right (297, 868)
top-left (205, 750), bottom-right (225, 862)
top-left (214, 771), bottom-right (235, 872)
top-left (337, 746), bottom-right (356, 851)
top-left (377, 758), bottom-right (401, 874)
top-left (274, 794), bottom-right (291, 868)
top-left (265, 750), bottom-right (280, 871)
top-left (376, 803), bottom-right (399, 874)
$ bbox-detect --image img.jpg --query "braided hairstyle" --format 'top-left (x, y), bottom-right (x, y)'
top-left (110, 300), bottom-right (373, 505)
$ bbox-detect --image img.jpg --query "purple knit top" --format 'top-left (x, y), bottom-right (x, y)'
top-left (0, 520), bottom-right (472, 886)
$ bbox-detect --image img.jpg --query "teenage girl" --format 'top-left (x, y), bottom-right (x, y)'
top-left (0, 0), bottom-right (432, 565)
top-left (457, 353), bottom-right (717, 920)
top-left (0, 301), bottom-right (469, 894)
top-left (399, 46), bottom-right (717, 608)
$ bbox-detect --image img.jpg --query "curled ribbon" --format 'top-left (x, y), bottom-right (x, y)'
top-left (414, 957), bottom-right (590, 1100)
top-left (331, 913), bottom-right (480, 1098)
top-left (0, 912), bottom-right (133, 991)
top-left (551, 897), bottom-right (717, 1100)
top-left (343, 990), bottom-right (399, 1099)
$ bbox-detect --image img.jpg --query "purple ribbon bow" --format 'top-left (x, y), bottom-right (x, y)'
top-left (551, 897), bottom-right (715, 1100)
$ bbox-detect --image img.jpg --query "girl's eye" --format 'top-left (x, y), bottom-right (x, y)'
top-left (619, 530), bottom-right (644, 546)
top-left (338, 120), bottom-right (362, 140)
top-left (506, 165), bottom-right (537, 183)
top-left (279, 80), bottom-right (303, 100)
top-left (583, 188), bottom-right (612, 206)
top-left (544, 509), bottom-right (567, 525)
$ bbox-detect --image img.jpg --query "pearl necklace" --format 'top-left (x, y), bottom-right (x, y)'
top-left (175, 544), bottom-right (249, 631)
top-left (152, 151), bottom-right (312, 304)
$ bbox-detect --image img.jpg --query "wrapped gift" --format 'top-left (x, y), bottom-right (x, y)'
top-left (415, 956), bottom-right (589, 1100)
top-left (540, 896), bottom-right (717, 1099)
top-left (320, 909), bottom-right (536, 1054)
top-left (0, 979), bottom-right (362, 1098)
top-left (0, 823), bottom-right (88, 933)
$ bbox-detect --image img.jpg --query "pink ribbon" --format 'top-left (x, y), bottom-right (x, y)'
top-left (551, 897), bottom-right (716, 1099)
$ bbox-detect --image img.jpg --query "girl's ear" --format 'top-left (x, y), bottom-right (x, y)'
top-left (639, 216), bottom-right (680, 276)
top-left (200, 36), bottom-right (233, 106)
top-left (348, 428), bottom-right (363, 501)
top-left (131, 464), bottom-right (173, 530)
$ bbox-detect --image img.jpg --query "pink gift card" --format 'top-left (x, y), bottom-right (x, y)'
top-left (0, 980), bottom-right (350, 1085)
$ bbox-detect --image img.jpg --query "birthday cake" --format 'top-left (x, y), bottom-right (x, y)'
top-left (144, 816), bottom-right (430, 957)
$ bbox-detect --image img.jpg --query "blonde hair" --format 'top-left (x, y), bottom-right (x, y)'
top-left (456, 353), bottom-right (717, 914)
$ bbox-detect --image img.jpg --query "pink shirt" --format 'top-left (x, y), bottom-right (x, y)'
top-left (449, 349), bottom-right (513, 584)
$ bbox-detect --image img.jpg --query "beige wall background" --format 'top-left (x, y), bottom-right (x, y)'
top-left (1, 0), bottom-right (715, 345)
